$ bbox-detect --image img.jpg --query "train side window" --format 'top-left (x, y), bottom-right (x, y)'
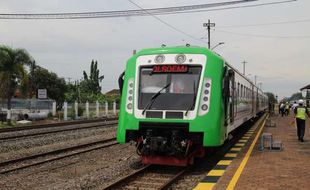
top-left (241, 84), bottom-right (243, 98)
top-left (238, 82), bottom-right (240, 98)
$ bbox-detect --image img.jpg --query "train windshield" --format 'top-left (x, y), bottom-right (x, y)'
top-left (138, 65), bottom-right (201, 110)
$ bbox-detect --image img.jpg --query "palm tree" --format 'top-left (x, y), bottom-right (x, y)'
top-left (0, 45), bottom-right (33, 123)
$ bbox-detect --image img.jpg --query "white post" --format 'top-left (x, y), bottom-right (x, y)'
top-left (64, 102), bottom-right (68, 121)
top-left (6, 109), bottom-right (11, 120)
top-left (75, 101), bottom-right (78, 119)
top-left (113, 101), bottom-right (116, 115)
top-left (105, 101), bottom-right (108, 116)
top-left (96, 101), bottom-right (99, 118)
top-left (52, 101), bottom-right (56, 116)
top-left (86, 101), bottom-right (89, 119)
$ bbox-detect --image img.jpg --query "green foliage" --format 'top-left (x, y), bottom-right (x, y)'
top-left (0, 45), bottom-right (33, 111)
top-left (64, 83), bottom-right (79, 103)
top-left (264, 92), bottom-right (277, 103)
top-left (288, 92), bottom-right (303, 101)
top-left (31, 66), bottom-right (67, 110)
top-left (81, 60), bottom-right (104, 94)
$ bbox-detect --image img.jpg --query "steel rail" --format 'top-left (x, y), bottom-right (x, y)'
top-left (0, 121), bottom-right (118, 141)
top-left (0, 137), bottom-right (117, 174)
top-left (102, 165), bottom-right (188, 190)
top-left (0, 117), bottom-right (118, 133)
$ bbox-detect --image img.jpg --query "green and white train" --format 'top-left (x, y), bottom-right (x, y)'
top-left (117, 45), bottom-right (268, 166)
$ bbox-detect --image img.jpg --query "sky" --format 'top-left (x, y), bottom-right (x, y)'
top-left (0, 0), bottom-right (309, 100)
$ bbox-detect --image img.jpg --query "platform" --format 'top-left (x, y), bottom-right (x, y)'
top-left (213, 114), bottom-right (310, 190)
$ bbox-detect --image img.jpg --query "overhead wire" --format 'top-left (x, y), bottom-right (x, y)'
top-left (161, 0), bottom-right (297, 15)
top-left (218, 18), bottom-right (310, 28)
top-left (216, 29), bottom-right (310, 39)
top-left (127, 0), bottom-right (206, 44)
top-left (0, 0), bottom-right (258, 19)
top-left (0, 0), bottom-right (298, 19)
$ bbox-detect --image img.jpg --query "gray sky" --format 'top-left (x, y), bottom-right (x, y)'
top-left (0, 0), bottom-right (309, 99)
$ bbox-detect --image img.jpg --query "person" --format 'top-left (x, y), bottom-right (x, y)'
top-left (280, 102), bottom-right (285, 117)
top-left (291, 101), bottom-right (299, 112)
top-left (294, 99), bottom-right (310, 142)
top-left (285, 102), bottom-right (290, 116)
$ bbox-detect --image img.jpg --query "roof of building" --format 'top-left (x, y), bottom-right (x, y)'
top-left (105, 89), bottom-right (120, 95)
top-left (300, 84), bottom-right (310, 91)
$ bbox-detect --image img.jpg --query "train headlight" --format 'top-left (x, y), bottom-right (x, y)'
top-left (201, 104), bottom-right (208, 111)
top-left (155, 54), bottom-right (165, 63)
top-left (199, 78), bottom-right (212, 116)
top-left (127, 103), bottom-right (133, 110)
top-left (175, 54), bottom-right (186, 64)
top-left (126, 78), bottom-right (134, 114)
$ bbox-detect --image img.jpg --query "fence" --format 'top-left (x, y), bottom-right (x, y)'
top-left (61, 101), bottom-right (119, 121)
top-left (0, 99), bottom-right (119, 121)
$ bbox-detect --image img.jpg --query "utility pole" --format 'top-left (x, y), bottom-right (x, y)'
top-left (242, 60), bottom-right (247, 75)
top-left (254, 75), bottom-right (257, 85)
top-left (203, 20), bottom-right (215, 49)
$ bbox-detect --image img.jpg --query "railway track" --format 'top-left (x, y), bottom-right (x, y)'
top-left (0, 120), bottom-right (118, 141)
top-left (0, 117), bottom-right (118, 133)
top-left (103, 114), bottom-right (267, 190)
top-left (103, 165), bottom-right (188, 190)
top-left (0, 137), bottom-right (118, 174)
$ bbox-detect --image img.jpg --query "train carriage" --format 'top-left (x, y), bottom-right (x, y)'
top-left (117, 45), bottom-right (268, 166)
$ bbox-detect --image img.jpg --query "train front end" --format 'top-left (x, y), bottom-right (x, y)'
top-left (117, 47), bottom-right (225, 166)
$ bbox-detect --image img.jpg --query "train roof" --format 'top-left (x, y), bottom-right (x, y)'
top-left (135, 45), bottom-right (222, 59)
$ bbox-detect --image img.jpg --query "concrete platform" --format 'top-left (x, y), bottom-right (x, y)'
top-left (214, 114), bottom-right (310, 190)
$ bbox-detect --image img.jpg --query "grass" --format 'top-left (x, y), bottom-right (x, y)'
top-left (0, 121), bottom-right (16, 128)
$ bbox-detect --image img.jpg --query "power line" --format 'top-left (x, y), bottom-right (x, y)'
top-left (127, 0), bottom-right (206, 44)
top-left (0, 0), bottom-right (257, 19)
top-left (216, 29), bottom-right (310, 39)
top-left (218, 18), bottom-right (310, 28)
top-left (151, 0), bottom-right (298, 16)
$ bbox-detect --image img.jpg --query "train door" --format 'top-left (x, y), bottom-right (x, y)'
top-left (256, 89), bottom-right (259, 114)
top-left (228, 70), bottom-right (235, 123)
top-left (251, 85), bottom-right (255, 116)
top-left (223, 67), bottom-right (235, 126)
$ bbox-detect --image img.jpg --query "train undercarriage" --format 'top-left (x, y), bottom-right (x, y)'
top-left (126, 122), bottom-right (205, 166)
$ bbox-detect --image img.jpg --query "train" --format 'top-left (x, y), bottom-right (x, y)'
top-left (117, 45), bottom-right (268, 166)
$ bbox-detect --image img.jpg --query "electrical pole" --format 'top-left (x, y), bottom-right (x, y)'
top-left (242, 60), bottom-right (247, 75)
top-left (203, 20), bottom-right (215, 49)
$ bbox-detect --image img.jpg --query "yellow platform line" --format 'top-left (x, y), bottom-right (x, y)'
top-left (231, 147), bottom-right (242, 151)
top-left (235, 143), bottom-right (245, 147)
top-left (218, 160), bottom-right (232, 165)
top-left (194, 182), bottom-right (215, 190)
top-left (225, 153), bottom-right (237, 158)
top-left (238, 139), bottom-right (247, 143)
top-left (226, 115), bottom-right (268, 190)
top-left (207, 169), bottom-right (225, 176)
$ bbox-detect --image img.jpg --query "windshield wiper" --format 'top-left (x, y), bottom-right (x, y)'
top-left (185, 80), bottom-right (196, 116)
top-left (142, 83), bottom-right (171, 115)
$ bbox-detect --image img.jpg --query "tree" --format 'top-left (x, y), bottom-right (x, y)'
top-left (289, 92), bottom-right (303, 101)
top-left (81, 60), bottom-right (104, 94)
top-left (265, 92), bottom-right (277, 103)
top-left (31, 66), bottom-right (67, 110)
top-left (0, 45), bottom-right (33, 122)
